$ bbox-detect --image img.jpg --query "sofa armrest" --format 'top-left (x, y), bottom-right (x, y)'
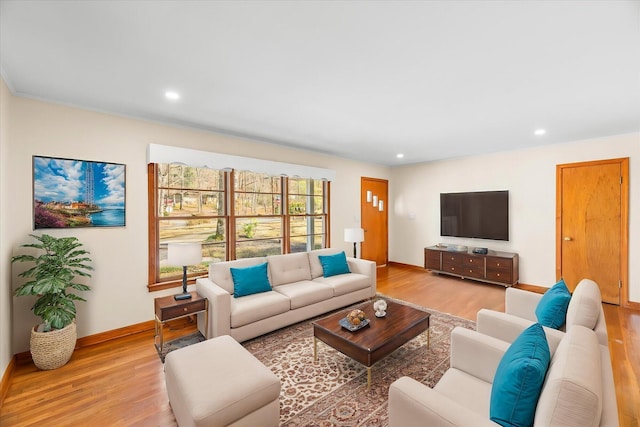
top-left (476, 309), bottom-right (564, 354)
top-left (449, 327), bottom-right (510, 383)
top-left (389, 376), bottom-right (499, 427)
top-left (477, 308), bottom-right (532, 343)
top-left (347, 257), bottom-right (377, 298)
top-left (195, 277), bottom-right (231, 338)
top-left (505, 287), bottom-right (543, 321)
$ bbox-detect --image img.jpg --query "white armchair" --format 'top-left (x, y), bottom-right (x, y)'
top-left (477, 278), bottom-right (608, 347)
top-left (389, 327), bottom-right (508, 427)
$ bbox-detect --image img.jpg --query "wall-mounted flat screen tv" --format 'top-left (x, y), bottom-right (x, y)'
top-left (440, 190), bottom-right (509, 241)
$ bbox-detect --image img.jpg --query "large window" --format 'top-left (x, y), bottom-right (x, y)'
top-left (234, 171), bottom-right (283, 259)
top-left (148, 164), bottom-right (330, 290)
top-left (289, 178), bottom-right (326, 253)
top-left (152, 164), bottom-right (226, 286)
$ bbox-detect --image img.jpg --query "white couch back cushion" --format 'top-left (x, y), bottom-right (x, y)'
top-left (209, 257), bottom-right (269, 294)
top-left (267, 253), bottom-right (312, 286)
top-left (566, 278), bottom-right (601, 331)
top-left (308, 248), bottom-right (344, 279)
top-left (534, 325), bottom-right (602, 427)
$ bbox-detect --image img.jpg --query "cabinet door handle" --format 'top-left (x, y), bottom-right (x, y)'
top-left (564, 236), bottom-right (573, 241)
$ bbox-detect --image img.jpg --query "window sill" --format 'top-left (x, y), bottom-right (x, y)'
top-left (147, 277), bottom-right (204, 292)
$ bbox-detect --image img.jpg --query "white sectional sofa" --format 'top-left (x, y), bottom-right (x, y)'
top-left (196, 248), bottom-right (376, 342)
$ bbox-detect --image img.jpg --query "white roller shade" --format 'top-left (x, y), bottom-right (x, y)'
top-left (147, 144), bottom-right (336, 181)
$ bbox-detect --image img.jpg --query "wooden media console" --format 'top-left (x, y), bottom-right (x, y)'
top-left (424, 245), bottom-right (519, 287)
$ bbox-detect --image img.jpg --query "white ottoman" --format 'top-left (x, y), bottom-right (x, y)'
top-left (165, 335), bottom-right (281, 427)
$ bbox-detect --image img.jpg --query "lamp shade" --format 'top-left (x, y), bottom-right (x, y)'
top-left (167, 242), bottom-right (202, 266)
top-left (344, 228), bottom-right (364, 243)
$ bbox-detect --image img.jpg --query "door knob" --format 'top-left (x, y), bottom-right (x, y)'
top-left (563, 237), bottom-right (573, 241)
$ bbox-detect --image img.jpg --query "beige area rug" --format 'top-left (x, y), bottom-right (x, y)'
top-left (241, 297), bottom-right (476, 426)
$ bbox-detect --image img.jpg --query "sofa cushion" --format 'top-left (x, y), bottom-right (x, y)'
top-left (534, 325), bottom-right (602, 427)
top-left (309, 248), bottom-right (343, 279)
top-left (231, 262), bottom-right (272, 298)
top-left (209, 257), bottom-right (268, 294)
top-left (566, 279), bottom-right (601, 331)
top-left (318, 251), bottom-right (351, 277)
top-left (535, 279), bottom-right (571, 329)
top-left (313, 273), bottom-right (370, 297)
top-left (434, 368), bottom-right (493, 417)
top-left (267, 252), bottom-right (312, 286)
top-left (272, 280), bottom-right (334, 309)
top-left (490, 323), bottom-right (550, 427)
top-left (230, 291), bottom-right (291, 328)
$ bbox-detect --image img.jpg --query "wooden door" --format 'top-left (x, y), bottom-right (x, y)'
top-left (556, 158), bottom-right (629, 305)
top-left (361, 177), bottom-right (388, 266)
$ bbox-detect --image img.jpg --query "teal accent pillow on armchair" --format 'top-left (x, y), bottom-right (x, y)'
top-left (318, 251), bottom-right (351, 277)
top-left (535, 278), bottom-right (571, 329)
top-left (230, 262), bottom-right (272, 298)
top-left (490, 323), bottom-right (551, 427)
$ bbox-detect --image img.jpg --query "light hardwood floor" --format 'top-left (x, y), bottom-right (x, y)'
top-left (1, 264), bottom-right (638, 426)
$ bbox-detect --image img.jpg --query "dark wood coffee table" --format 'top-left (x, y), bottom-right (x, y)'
top-left (312, 299), bottom-right (430, 388)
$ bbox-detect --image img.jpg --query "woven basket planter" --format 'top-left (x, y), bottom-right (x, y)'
top-left (30, 321), bottom-right (77, 370)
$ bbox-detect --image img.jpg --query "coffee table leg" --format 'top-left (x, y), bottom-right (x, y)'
top-left (428, 328), bottom-right (430, 349)
top-left (314, 337), bottom-right (318, 362)
top-left (367, 367), bottom-right (371, 389)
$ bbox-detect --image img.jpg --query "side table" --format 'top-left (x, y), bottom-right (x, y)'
top-left (154, 291), bottom-right (208, 351)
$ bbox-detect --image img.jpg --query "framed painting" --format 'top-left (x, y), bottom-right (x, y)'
top-left (33, 156), bottom-right (126, 229)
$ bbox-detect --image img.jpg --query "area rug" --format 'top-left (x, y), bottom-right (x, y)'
top-left (157, 331), bottom-right (205, 363)
top-left (247, 297), bottom-right (474, 426)
top-left (158, 297), bottom-right (475, 426)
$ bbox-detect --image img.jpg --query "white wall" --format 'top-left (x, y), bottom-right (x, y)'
top-left (1, 76), bottom-right (13, 379)
top-left (4, 93), bottom-right (389, 354)
top-left (390, 133), bottom-right (639, 302)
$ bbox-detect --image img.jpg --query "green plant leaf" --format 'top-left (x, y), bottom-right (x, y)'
top-left (12, 234), bottom-right (92, 329)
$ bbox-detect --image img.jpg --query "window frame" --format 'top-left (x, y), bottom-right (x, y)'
top-left (148, 163), bottom-right (331, 291)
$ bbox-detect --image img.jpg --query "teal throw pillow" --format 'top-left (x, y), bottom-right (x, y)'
top-left (490, 323), bottom-right (551, 427)
top-left (318, 251), bottom-right (351, 277)
top-left (230, 262), bottom-right (272, 298)
top-left (535, 278), bottom-right (571, 329)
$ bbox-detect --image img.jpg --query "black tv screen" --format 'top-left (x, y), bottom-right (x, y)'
top-left (440, 190), bottom-right (509, 241)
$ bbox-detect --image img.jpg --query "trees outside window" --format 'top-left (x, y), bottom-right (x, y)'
top-left (288, 178), bottom-right (325, 253)
top-left (148, 164), bottom-right (329, 290)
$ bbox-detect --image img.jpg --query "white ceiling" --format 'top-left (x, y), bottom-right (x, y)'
top-left (1, 1), bottom-right (639, 166)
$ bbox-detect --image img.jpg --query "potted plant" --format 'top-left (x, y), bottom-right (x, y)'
top-left (12, 234), bottom-right (93, 370)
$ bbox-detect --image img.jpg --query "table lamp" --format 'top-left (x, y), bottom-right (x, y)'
top-left (344, 228), bottom-right (364, 258)
top-left (167, 242), bottom-right (202, 300)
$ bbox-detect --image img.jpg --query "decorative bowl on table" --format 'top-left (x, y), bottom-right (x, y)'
top-left (340, 309), bottom-right (369, 331)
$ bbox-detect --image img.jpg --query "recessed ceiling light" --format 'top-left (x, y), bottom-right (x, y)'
top-left (534, 129), bottom-right (546, 136)
top-left (165, 91), bottom-right (180, 100)
top-left (396, 153), bottom-right (404, 159)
